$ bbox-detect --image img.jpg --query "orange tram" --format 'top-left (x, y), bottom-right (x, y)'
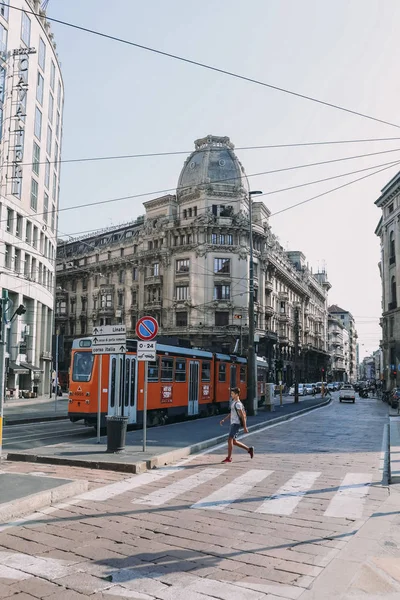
top-left (68, 337), bottom-right (269, 430)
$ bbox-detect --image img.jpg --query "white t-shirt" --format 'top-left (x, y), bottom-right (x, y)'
top-left (230, 399), bottom-right (244, 425)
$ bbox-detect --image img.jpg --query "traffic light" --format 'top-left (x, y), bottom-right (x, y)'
top-left (234, 314), bottom-right (242, 320)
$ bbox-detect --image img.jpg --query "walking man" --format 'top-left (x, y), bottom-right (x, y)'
top-left (220, 387), bottom-right (254, 463)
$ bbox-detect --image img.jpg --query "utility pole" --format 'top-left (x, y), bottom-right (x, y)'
top-left (294, 304), bottom-right (300, 403)
top-left (247, 190), bottom-right (262, 416)
top-left (0, 290), bottom-right (8, 456)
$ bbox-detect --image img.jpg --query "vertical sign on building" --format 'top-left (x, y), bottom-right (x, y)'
top-left (8, 47), bottom-right (36, 197)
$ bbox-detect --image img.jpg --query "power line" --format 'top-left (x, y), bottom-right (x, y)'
top-left (3, 3), bottom-right (400, 130)
top-left (12, 137), bottom-right (400, 168)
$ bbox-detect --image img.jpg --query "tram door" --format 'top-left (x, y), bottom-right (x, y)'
top-left (108, 355), bottom-right (137, 423)
top-left (188, 361), bottom-right (199, 416)
top-left (230, 365), bottom-right (237, 390)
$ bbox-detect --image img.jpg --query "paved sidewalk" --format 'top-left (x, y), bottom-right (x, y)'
top-left (3, 394), bottom-right (68, 425)
top-left (7, 396), bottom-right (330, 473)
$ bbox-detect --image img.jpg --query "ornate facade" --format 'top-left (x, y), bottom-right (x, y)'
top-left (56, 136), bottom-right (330, 385)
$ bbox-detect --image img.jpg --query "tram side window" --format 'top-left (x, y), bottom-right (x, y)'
top-left (110, 358), bottom-right (116, 407)
top-left (202, 361), bottom-right (211, 382)
top-left (148, 360), bottom-right (159, 382)
top-left (175, 359), bottom-right (186, 382)
top-left (218, 363), bottom-right (226, 383)
top-left (161, 357), bottom-right (173, 381)
top-left (72, 352), bottom-right (94, 382)
top-left (240, 366), bottom-right (246, 383)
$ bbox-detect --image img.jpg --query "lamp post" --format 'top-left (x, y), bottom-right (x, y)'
top-left (247, 190), bottom-right (263, 416)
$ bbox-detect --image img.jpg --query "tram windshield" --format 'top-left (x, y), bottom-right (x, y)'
top-left (72, 352), bottom-right (94, 382)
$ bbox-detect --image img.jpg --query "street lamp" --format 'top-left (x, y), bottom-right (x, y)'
top-left (247, 190), bottom-right (263, 416)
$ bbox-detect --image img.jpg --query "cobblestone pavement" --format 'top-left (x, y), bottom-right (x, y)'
top-left (0, 396), bottom-right (389, 599)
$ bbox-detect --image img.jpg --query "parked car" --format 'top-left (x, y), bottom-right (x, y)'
top-left (327, 383), bottom-right (336, 392)
top-left (305, 384), bottom-right (314, 395)
top-left (314, 382), bottom-right (322, 393)
top-left (339, 384), bottom-right (355, 403)
top-left (289, 384), bottom-right (306, 396)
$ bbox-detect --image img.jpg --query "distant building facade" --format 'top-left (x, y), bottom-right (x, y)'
top-left (375, 171), bottom-right (400, 390)
top-left (327, 315), bottom-right (349, 382)
top-left (56, 135), bottom-right (331, 386)
top-left (328, 305), bottom-right (358, 382)
top-left (0, 0), bottom-right (64, 396)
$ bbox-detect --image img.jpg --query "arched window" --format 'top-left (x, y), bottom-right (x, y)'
top-left (391, 276), bottom-right (397, 306)
top-left (390, 231), bottom-right (396, 264)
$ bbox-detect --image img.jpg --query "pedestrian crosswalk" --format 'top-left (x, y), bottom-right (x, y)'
top-left (131, 468), bottom-right (373, 520)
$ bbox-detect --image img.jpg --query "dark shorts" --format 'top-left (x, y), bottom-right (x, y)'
top-left (229, 423), bottom-right (241, 439)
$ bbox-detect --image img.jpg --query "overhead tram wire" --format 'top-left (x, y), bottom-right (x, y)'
top-left (4, 146), bottom-right (400, 227)
top-left (9, 136), bottom-right (400, 168)
top-left (3, 3), bottom-right (400, 130)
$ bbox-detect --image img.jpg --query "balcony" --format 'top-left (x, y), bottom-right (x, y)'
top-left (279, 336), bottom-right (289, 346)
top-left (388, 301), bottom-right (398, 311)
top-left (278, 292), bottom-right (289, 301)
top-left (265, 280), bottom-right (273, 292)
top-left (98, 306), bottom-right (114, 316)
top-left (265, 305), bottom-right (274, 316)
top-left (278, 312), bottom-right (288, 322)
top-left (55, 310), bottom-right (68, 319)
top-left (144, 275), bottom-right (163, 286)
top-left (144, 300), bottom-right (162, 311)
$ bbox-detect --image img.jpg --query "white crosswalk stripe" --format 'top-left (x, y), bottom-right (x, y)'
top-left (324, 472), bottom-right (372, 519)
top-left (191, 469), bottom-right (273, 511)
top-left (133, 468), bottom-right (226, 506)
top-left (256, 471), bottom-right (321, 516)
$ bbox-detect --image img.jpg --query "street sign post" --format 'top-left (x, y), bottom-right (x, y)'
top-left (136, 317), bottom-right (159, 452)
top-left (91, 325), bottom-right (127, 441)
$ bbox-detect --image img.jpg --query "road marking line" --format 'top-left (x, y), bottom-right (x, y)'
top-left (256, 471), bottom-right (321, 515)
top-left (133, 467), bottom-right (225, 506)
top-left (191, 469), bottom-right (273, 511)
top-left (77, 467), bottom-right (183, 502)
top-left (324, 473), bottom-right (372, 519)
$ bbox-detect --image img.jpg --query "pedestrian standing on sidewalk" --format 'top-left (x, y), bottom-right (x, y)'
top-left (220, 387), bottom-right (254, 463)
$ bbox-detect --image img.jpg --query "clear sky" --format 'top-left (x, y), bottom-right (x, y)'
top-left (46, 0), bottom-right (400, 360)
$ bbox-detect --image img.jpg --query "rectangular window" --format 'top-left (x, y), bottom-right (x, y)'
top-left (215, 312), bottom-right (229, 326)
top-left (201, 361), bottom-right (211, 382)
top-left (214, 284), bottom-right (230, 300)
top-left (82, 278), bottom-right (87, 291)
top-left (132, 266), bottom-right (138, 281)
top-left (32, 141), bottom-right (40, 175)
top-left (175, 359), bottom-right (186, 382)
top-left (52, 171), bottom-right (57, 200)
top-left (25, 220), bottom-right (31, 243)
top-left (148, 360), bottom-right (159, 382)
top-left (218, 363), bottom-right (226, 383)
top-left (118, 292), bottom-right (124, 307)
top-left (118, 270), bottom-right (125, 284)
top-left (36, 72), bottom-right (44, 105)
top-left (57, 80), bottom-right (62, 108)
top-left (176, 311), bottom-right (188, 327)
top-left (16, 213), bottom-right (22, 238)
top-left (4, 244), bottom-right (10, 268)
top-left (43, 192), bottom-right (48, 223)
top-left (6, 207), bottom-right (12, 232)
top-left (152, 262), bottom-right (159, 276)
top-left (51, 204), bottom-right (55, 232)
top-left (21, 12), bottom-right (31, 46)
top-left (34, 107), bottom-right (42, 140)
top-left (161, 357), bottom-right (173, 381)
top-left (14, 248), bottom-right (20, 273)
top-left (240, 366), bottom-right (246, 383)
top-left (131, 290), bottom-right (137, 304)
top-left (38, 38), bottom-right (46, 71)
top-left (32, 226), bottom-right (38, 249)
top-left (0, 23), bottom-right (7, 57)
top-left (45, 159), bottom-right (50, 188)
top-left (24, 253), bottom-right (30, 276)
top-left (50, 60), bottom-right (55, 91)
top-left (30, 179), bottom-right (38, 211)
top-left (48, 92), bottom-right (54, 123)
top-left (0, 1), bottom-right (9, 21)
top-left (214, 258), bottom-right (230, 274)
top-left (176, 259), bottom-right (189, 273)
top-left (46, 125), bottom-right (52, 156)
top-left (176, 285), bottom-right (188, 300)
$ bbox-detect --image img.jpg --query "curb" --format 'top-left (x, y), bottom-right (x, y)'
top-left (0, 478), bottom-right (89, 524)
top-left (5, 415), bottom-right (68, 426)
top-left (7, 398), bottom-right (331, 474)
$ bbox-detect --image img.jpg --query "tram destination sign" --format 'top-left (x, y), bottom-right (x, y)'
top-left (92, 325), bottom-right (126, 354)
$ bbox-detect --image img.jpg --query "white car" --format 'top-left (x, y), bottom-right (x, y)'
top-left (339, 384), bottom-right (355, 403)
top-left (289, 384), bottom-right (306, 396)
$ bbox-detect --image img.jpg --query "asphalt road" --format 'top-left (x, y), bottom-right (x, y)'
top-left (3, 419), bottom-right (96, 451)
top-left (0, 394), bottom-right (390, 599)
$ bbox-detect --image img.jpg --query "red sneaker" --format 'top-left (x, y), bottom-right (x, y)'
top-left (248, 447), bottom-right (254, 459)
top-left (221, 457), bottom-right (232, 463)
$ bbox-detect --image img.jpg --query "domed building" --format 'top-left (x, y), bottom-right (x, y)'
top-left (56, 135), bottom-right (331, 395)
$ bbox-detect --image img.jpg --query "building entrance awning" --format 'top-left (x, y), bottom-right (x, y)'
top-left (20, 362), bottom-right (43, 373)
top-left (8, 362), bottom-right (29, 374)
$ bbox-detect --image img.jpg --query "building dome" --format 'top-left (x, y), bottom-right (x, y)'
top-left (177, 135), bottom-right (249, 198)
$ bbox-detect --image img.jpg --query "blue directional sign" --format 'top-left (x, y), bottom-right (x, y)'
top-left (136, 316), bottom-right (159, 341)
